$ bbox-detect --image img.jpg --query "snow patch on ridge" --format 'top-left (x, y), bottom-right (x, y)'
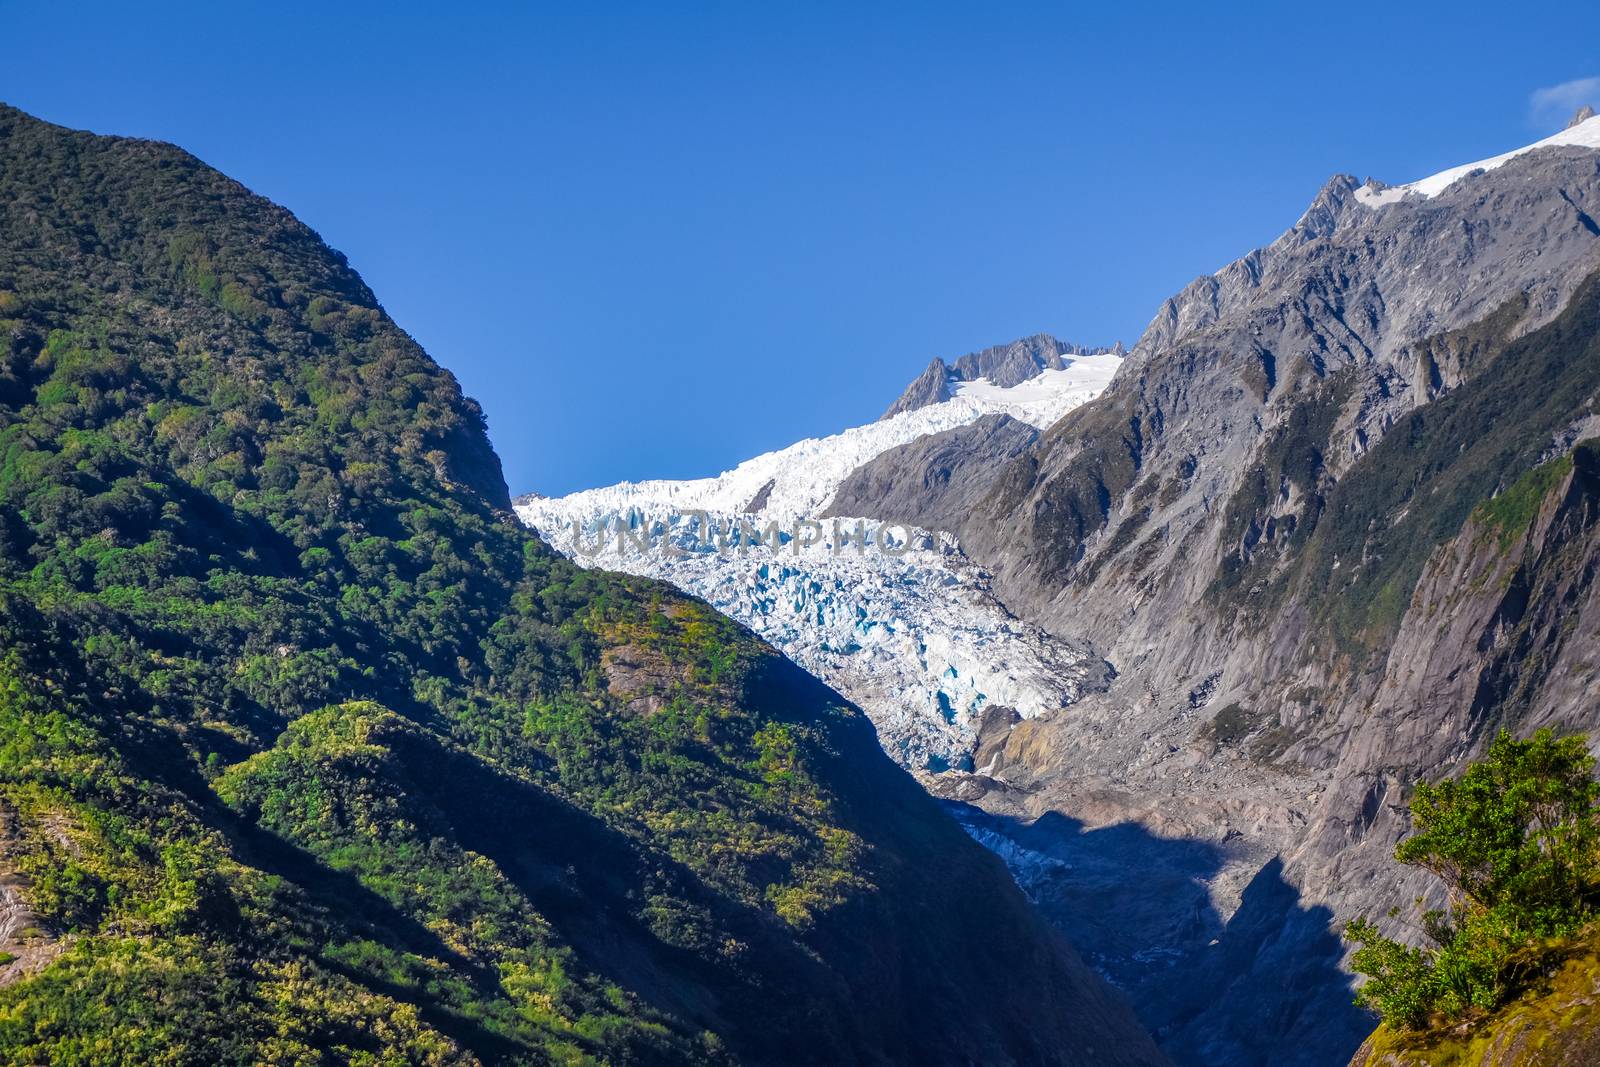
top-left (949, 360), bottom-right (1118, 408)
top-left (1356, 113), bottom-right (1600, 207)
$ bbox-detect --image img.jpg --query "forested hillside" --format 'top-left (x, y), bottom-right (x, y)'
top-left (0, 104), bottom-right (1161, 1065)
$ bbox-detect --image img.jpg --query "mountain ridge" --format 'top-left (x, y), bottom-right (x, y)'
top-left (923, 116), bottom-right (1600, 1066)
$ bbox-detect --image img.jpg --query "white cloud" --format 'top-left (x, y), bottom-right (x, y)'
top-left (1530, 76), bottom-right (1600, 128)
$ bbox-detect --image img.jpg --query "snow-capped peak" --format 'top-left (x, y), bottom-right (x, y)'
top-left (1355, 110), bottom-right (1600, 208)
top-left (522, 350), bottom-right (1120, 527)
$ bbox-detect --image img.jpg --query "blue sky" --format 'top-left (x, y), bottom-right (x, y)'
top-left (4, 1), bottom-right (1598, 495)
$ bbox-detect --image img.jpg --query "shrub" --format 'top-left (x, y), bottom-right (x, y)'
top-left (1345, 728), bottom-right (1600, 1029)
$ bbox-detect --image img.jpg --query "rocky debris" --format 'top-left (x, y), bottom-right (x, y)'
top-left (914, 769), bottom-right (1013, 802)
top-left (972, 703), bottom-right (1024, 774)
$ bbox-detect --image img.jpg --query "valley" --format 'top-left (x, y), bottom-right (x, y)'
top-left (520, 110), bottom-right (1600, 1066)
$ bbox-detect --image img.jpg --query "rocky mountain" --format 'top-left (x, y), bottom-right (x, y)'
top-left (868, 112), bottom-right (1600, 1063)
top-left (823, 413), bottom-right (1040, 531)
top-left (0, 103), bottom-right (1165, 1065)
top-left (522, 109), bottom-right (1600, 1065)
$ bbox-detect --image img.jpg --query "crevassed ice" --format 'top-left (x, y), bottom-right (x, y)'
top-left (517, 353), bottom-right (1120, 771)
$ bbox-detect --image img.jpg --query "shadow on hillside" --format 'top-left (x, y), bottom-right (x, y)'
top-left (947, 804), bottom-right (1373, 1067)
top-left (228, 820), bottom-right (530, 1061)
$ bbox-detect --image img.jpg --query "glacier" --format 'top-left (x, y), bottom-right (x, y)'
top-left (517, 352), bottom-right (1120, 769)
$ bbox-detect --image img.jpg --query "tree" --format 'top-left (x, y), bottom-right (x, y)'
top-left (1400, 728), bottom-right (1598, 928)
top-left (1346, 728), bottom-right (1600, 1029)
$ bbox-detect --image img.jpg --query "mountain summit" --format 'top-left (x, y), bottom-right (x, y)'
top-left (890, 106), bottom-right (1600, 1065)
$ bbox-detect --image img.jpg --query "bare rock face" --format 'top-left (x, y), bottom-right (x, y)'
top-left (823, 413), bottom-right (1038, 529)
top-left (836, 144), bottom-right (1600, 1065)
top-left (964, 147), bottom-right (1600, 752)
top-left (1312, 441), bottom-right (1600, 925)
top-left (971, 148), bottom-right (1600, 630)
top-left (1571, 104), bottom-right (1597, 129)
top-left (880, 357), bottom-right (954, 418)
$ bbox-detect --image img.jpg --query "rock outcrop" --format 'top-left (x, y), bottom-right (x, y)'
top-left (822, 412), bottom-right (1038, 530)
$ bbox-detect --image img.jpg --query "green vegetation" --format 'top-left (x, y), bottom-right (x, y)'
top-left (1202, 703), bottom-right (1260, 746)
top-left (1471, 452), bottom-right (1576, 549)
top-left (1208, 284), bottom-right (1600, 657)
top-left (1345, 729), bottom-right (1600, 1032)
top-left (1353, 929), bottom-right (1600, 1066)
top-left (0, 104), bottom-right (1106, 1063)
